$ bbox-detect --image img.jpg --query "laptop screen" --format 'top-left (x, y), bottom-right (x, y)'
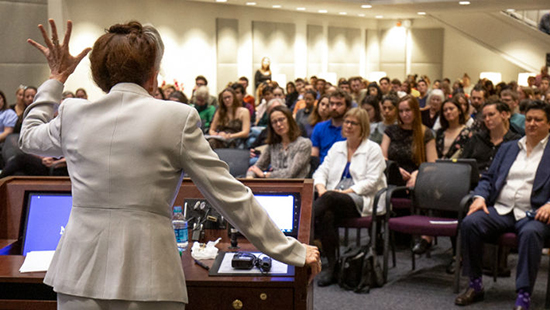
top-left (21, 192), bottom-right (73, 256)
top-left (254, 193), bottom-right (301, 237)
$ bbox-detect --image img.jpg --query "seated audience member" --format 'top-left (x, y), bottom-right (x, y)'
top-left (306, 95), bottom-right (331, 138)
top-left (422, 89), bottom-right (444, 129)
top-left (162, 84), bottom-right (176, 99)
top-left (190, 76), bottom-right (217, 107)
top-left (381, 95), bottom-right (437, 254)
top-left (293, 84), bottom-right (316, 115)
top-left (285, 82), bottom-right (299, 109)
top-left (153, 87), bottom-right (164, 100)
top-left (500, 89), bottom-right (525, 135)
top-left (255, 85), bottom-right (274, 126)
top-left (316, 79), bottom-right (327, 98)
top-left (391, 78), bottom-right (402, 93)
top-left (456, 100), bottom-right (550, 310)
top-left (208, 88), bottom-right (250, 149)
top-left (193, 86), bottom-right (216, 133)
top-left (10, 86), bottom-right (25, 112)
top-left (168, 91), bottom-right (188, 104)
top-left (366, 82), bottom-right (383, 103)
top-left (361, 95), bottom-right (382, 132)
top-left (13, 86), bottom-right (37, 134)
top-left (454, 93), bottom-right (474, 128)
top-left (231, 83), bottom-right (255, 124)
top-left (518, 86), bottom-right (534, 101)
top-left (416, 79), bottom-right (429, 108)
top-left (370, 94), bottom-right (399, 144)
top-left (461, 101), bottom-right (521, 173)
top-left (0, 154), bottom-right (68, 178)
top-left (247, 106), bottom-right (311, 179)
top-left (62, 91), bottom-right (75, 99)
top-left (295, 90), bottom-right (317, 136)
top-left (435, 99), bottom-right (472, 159)
top-left (238, 76), bottom-right (255, 107)
top-left (311, 89), bottom-right (351, 164)
top-left (75, 88), bottom-right (88, 99)
top-left (338, 80), bottom-right (351, 94)
top-left (313, 107), bottom-right (387, 287)
top-left (381, 95), bottom-right (436, 187)
top-left (0, 90), bottom-right (18, 144)
top-left (379, 77), bottom-right (391, 96)
top-left (349, 76), bottom-right (367, 105)
top-left (540, 77), bottom-right (549, 98)
top-left (272, 86), bottom-right (286, 104)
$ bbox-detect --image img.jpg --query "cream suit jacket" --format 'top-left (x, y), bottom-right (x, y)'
top-left (19, 79), bottom-right (306, 303)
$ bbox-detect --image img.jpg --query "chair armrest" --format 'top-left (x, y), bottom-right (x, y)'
top-left (457, 193), bottom-right (475, 222)
top-left (384, 186), bottom-right (410, 220)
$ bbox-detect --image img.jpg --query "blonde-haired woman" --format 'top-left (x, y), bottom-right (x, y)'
top-left (313, 107), bottom-right (387, 286)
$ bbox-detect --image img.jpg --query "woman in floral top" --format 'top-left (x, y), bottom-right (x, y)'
top-left (435, 99), bottom-right (472, 159)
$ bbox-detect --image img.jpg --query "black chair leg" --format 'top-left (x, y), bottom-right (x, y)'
top-left (546, 253), bottom-right (550, 309)
top-left (454, 234), bottom-right (461, 294)
top-left (411, 238), bottom-right (416, 271)
top-left (356, 228), bottom-right (361, 247)
top-left (493, 244), bottom-right (499, 283)
top-left (343, 228), bottom-right (349, 246)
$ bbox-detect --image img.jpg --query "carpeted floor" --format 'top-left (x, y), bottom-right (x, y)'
top-left (313, 228), bottom-right (550, 310)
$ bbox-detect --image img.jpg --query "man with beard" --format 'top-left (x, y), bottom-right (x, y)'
top-left (310, 88), bottom-right (351, 164)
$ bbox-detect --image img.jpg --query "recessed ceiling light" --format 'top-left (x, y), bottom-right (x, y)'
top-left (297, 7), bottom-right (306, 11)
top-left (272, 5), bottom-right (281, 8)
top-left (417, 12), bottom-right (426, 15)
top-left (215, 0), bottom-right (227, 2)
top-left (319, 9), bottom-right (328, 13)
top-left (246, 2), bottom-right (256, 5)
top-left (339, 12), bottom-right (347, 15)
top-left (459, 1), bottom-right (470, 5)
top-left (361, 5), bottom-right (372, 9)
top-left (375, 15), bottom-right (383, 19)
top-left (358, 14), bottom-right (365, 17)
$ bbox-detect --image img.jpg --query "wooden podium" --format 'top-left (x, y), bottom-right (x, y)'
top-left (0, 177), bottom-right (314, 310)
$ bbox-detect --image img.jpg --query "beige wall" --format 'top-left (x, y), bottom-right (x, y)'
top-left (0, 0), bottom-right (49, 103)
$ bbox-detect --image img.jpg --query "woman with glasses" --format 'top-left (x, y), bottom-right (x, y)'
top-left (313, 108), bottom-right (387, 287)
top-left (246, 105), bottom-right (311, 178)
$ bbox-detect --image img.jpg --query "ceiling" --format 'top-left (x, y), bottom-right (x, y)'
top-left (190, 0), bottom-right (550, 19)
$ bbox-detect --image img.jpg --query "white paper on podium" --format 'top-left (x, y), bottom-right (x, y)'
top-left (19, 251), bottom-right (55, 273)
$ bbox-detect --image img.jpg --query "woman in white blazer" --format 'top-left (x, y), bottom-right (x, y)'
top-left (312, 107), bottom-right (387, 287)
top-left (22, 20), bottom-right (320, 309)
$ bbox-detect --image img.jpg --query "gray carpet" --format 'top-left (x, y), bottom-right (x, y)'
top-left (313, 228), bottom-right (550, 310)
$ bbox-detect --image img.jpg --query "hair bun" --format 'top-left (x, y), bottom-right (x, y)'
top-left (108, 21), bottom-right (143, 35)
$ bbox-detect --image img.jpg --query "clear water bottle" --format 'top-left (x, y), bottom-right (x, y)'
top-left (172, 206), bottom-right (188, 251)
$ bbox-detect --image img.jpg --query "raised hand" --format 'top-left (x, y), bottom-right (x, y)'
top-left (27, 19), bottom-right (91, 84)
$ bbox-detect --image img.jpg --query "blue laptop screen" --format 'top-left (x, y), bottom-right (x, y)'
top-left (22, 192), bottom-right (73, 256)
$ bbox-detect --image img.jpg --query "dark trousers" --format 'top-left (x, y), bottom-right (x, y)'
top-left (461, 207), bottom-right (550, 293)
top-left (313, 191), bottom-right (360, 268)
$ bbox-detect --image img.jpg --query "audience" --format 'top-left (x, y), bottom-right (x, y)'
top-left (421, 88), bottom-right (444, 129)
top-left (313, 107), bottom-right (387, 287)
top-left (193, 86), bottom-right (216, 133)
top-left (246, 106), bottom-right (311, 179)
top-left (295, 90), bottom-right (317, 136)
top-left (0, 90), bottom-right (17, 146)
top-left (370, 94), bottom-right (399, 144)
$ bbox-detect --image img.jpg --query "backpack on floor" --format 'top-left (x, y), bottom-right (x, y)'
top-left (336, 244), bottom-right (384, 293)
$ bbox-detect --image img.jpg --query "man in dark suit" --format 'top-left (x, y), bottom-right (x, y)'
top-left (456, 100), bottom-right (550, 310)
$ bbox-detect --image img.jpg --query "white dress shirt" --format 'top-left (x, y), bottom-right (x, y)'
top-left (494, 134), bottom-right (549, 220)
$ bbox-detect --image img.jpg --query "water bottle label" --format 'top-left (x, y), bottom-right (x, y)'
top-left (175, 228), bottom-right (188, 243)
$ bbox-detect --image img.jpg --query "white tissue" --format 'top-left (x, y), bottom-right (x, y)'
top-left (191, 237), bottom-right (221, 260)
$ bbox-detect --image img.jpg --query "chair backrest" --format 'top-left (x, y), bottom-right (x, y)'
top-left (213, 148), bottom-right (250, 178)
top-left (413, 162), bottom-right (471, 213)
top-left (307, 156), bottom-right (320, 178)
top-left (2, 134), bottom-right (22, 167)
top-left (435, 158), bottom-right (479, 189)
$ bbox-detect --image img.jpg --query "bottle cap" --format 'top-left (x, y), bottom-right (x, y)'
top-left (173, 206), bottom-right (183, 213)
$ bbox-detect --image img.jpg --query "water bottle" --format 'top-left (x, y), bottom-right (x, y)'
top-left (172, 206), bottom-right (188, 251)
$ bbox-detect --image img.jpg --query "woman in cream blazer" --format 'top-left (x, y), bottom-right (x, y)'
top-left (21, 20), bottom-right (320, 309)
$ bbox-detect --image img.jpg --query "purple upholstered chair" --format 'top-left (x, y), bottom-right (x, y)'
top-left (382, 162), bottom-right (473, 293)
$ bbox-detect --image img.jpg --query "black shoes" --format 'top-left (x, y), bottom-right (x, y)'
top-left (412, 238), bottom-right (432, 255)
top-left (455, 287), bottom-right (485, 306)
top-left (317, 268), bottom-right (336, 287)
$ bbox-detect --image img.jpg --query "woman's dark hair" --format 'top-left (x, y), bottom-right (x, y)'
top-left (0, 90), bottom-right (7, 111)
top-left (90, 21), bottom-right (164, 92)
top-left (168, 91), bottom-right (188, 104)
top-left (367, 82), bottom-right (383, 102)
top-left (439, 99), bottom-right (466, 130)
top-left (157, 87), bottom-right (165, 100)
top-left (361, 95), bottom-right (382, 123)
top-left (266, 106), bottom-right (301, 145)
